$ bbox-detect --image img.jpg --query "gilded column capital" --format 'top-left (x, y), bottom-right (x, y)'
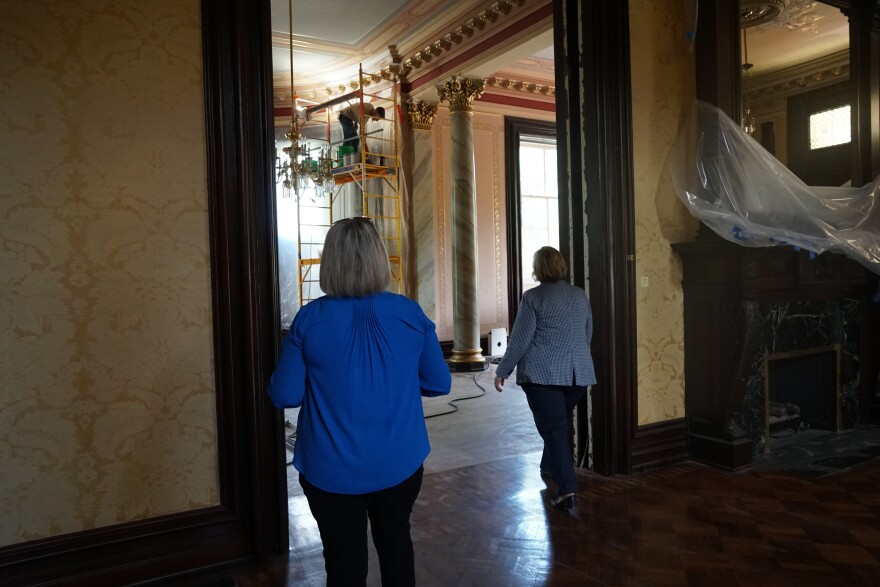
top-left (437, 76), bottom-right (484, 113)
top-left (406, 99), bottom-right (438, 130)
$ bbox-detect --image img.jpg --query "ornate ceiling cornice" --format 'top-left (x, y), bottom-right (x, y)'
top-left (286, 0), bottom-right (529, 103)
top-left (484, 76), bottom-right (554, 97)
top-left (745, 50), bottom-right (849, 102)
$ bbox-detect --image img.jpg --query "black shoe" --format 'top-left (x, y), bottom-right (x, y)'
top-left (551, 494), bottom-right (575, 511)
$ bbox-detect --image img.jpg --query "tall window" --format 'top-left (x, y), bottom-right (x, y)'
top-left (504, 117), bottom-right (558, 326)
top-left (519, 136), bottom-right (559, 292)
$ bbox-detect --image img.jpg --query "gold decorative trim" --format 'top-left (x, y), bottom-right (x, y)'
top-left (491, 122), bottom-right (504, 326)
top-left (406, 99), bottom-right (438, 130)
top-left (437, 77), bottom-right (485, 113)
top-left (436, 117), bottom-right (449, 338)
top-left (449, 348), bottom-right (486, 363)
top-left (484, 76), bottom-right (554, 96)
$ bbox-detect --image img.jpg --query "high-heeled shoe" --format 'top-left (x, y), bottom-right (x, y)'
top-left (550, 494), bottom-right (575, 511)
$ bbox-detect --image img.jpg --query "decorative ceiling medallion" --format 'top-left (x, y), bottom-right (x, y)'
top-left (740, 0), bottom-right (786, 28)
top-left (741, 0), bottom-right (824, 33)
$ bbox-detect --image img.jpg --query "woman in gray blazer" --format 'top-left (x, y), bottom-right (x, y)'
top-left (493, 246), bottom-right (596, 511)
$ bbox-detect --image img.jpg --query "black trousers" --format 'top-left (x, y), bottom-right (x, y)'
top-left (338, 114), bottom-right (359, 152)
top-left (299, 466), bottom-right (424, 587)
top-left (521, 384), bottom-right (586, 495)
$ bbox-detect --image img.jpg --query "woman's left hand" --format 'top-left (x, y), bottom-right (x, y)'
top-left (494, 376), bottom-right (505, 392)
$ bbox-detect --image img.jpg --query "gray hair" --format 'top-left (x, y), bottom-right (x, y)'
top-left (319, 217), bottom-right (390, 297)
top-left (532, 246), bottom-right (568, 283)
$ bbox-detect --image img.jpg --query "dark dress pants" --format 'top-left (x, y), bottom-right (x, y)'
top-left (339, 114), bottom-right (359, 152)
top-left (522, 384), bottom-right (586, 495)
top-left (299, 465), bottom-right (423, 587)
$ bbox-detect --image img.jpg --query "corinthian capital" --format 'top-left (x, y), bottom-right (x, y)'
top-left (436, 76), bottom-right (485, 113)
top-left (406, 99), bottom-right (438, 130)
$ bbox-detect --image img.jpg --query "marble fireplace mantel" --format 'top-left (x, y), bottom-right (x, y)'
top-left (672, 234), bottom-right (877, 470)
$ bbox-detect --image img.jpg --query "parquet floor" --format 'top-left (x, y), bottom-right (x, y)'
top-left (224, 372), bottom-right (880, 586)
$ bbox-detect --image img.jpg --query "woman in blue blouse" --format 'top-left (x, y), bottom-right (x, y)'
top-left (268, 217), bottom-right (451, 586)
top-left (493, 246), bottom-right (596, 511)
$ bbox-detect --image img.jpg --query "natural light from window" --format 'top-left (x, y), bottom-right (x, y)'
top-left (809, 105), bottom-right (851, 150)
top-left (519, 137), bottom-right (559, 293)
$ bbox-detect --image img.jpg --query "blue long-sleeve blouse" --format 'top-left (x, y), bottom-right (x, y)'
top-left (267, 291), bottom-right (451, 494)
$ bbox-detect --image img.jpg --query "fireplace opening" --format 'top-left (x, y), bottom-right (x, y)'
top-left (764, 345), bottom-right (840, 451)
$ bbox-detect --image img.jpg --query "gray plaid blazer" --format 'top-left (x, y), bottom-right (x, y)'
top-left (495, 280), bottom-right (596, 387)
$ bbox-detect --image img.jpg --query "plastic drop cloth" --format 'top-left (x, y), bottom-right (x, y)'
top-left (670, 100), bottom-right (880, 275)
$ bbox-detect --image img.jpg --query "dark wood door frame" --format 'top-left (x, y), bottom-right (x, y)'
top-left (504, 116), bottom-right (558, 327)
top-left (555, 0), bottom-right (638, 475)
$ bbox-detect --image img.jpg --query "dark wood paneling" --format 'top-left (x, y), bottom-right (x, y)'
top-left (0, 509), bottom-right (249, 586)
top-left (848, 0), bottom-right (880, 185)
top-left (695, 0), bottom-right (741, 118)
top-left (0, 0), bottom-right (287, 583)
top-left (630, 419), bottom-right (689, 472)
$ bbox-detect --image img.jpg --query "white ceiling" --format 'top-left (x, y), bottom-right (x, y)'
top-left (270, 0), bottom-right (410, 45)
top-left (270, 0), bottom-right (555, 89)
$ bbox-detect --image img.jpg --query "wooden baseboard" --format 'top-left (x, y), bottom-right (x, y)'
top-left (0, 508), bottom-right (251, 586)
top-left (630, 418), bottom-right (689, 472)
top-left (687, 432), bottom-right (754, 471)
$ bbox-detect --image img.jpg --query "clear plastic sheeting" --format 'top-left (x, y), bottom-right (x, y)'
top-left (670, 100), bottom-right (880, 275)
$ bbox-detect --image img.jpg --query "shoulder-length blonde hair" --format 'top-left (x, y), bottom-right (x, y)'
top-left (532, 246), bottom-right (568, 283)
top-left (319, 217), bottom-right (390, 297)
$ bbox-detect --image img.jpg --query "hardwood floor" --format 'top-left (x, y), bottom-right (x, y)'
top-left (217, 371), bottom-right (880, 586)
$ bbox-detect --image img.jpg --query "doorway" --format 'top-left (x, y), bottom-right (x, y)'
top-left (504, 117), bottom-right (558, 325)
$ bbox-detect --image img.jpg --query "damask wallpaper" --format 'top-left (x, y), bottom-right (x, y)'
top-left (0, 0), bottom-right (218, 547)
top-left (629, 0), bottom-right (699, 425)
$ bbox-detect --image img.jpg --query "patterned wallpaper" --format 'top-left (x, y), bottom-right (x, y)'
top-left (629, 0), bottom-right (699, 425)
top-left (0, 0), bottom-right (218, 547)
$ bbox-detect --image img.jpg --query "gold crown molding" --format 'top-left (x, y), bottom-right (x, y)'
top-left (484, 76), bottom-right (554, 96)
top-left (407, 99), bottom-right (439, 130)
top-left (290, 0), bottom-right (527, 102)
top-left (400, 0), bottom-right (526, 75)
top-left (437, 77), bottom-right (485, 113)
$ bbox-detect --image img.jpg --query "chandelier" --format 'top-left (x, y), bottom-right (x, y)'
top-left (740, 25), bottom-right (757, 135)
top-left (276, 0), bottom-right (334, 197)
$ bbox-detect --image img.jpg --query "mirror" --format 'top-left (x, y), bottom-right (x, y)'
top-left (740, 1), bottom-right (852, 186)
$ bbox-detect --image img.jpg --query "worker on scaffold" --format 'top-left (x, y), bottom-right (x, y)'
top-left (338, 102), bottom-right (385, 153)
